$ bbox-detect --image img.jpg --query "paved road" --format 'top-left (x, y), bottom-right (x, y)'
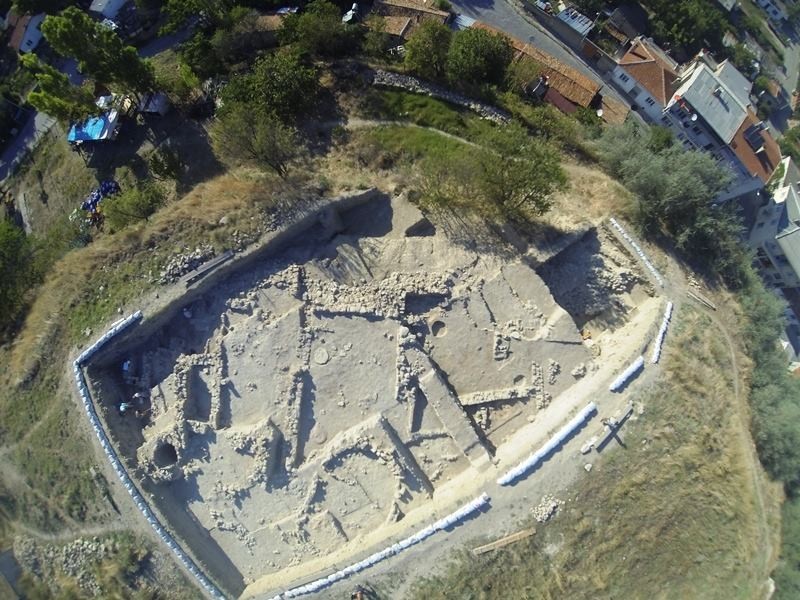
top-left (449, 0), bottom-right (630, 107)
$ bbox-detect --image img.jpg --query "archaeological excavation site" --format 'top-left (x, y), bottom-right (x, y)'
top-left (79, 190), bottom-right (662, 599)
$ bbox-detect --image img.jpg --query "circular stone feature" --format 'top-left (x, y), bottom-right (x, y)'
top-left (313, 347), bottom-right (330, 365)
top-left (431, 320), bottom-right (447, 338)
top-left (154, 442), bottom-right (178, 467)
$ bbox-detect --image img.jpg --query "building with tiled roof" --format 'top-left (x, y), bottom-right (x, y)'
top-left (612, 37), bottom-right (678, 122)
top-left (370, 0), bottom-right (449, 41)
top-left (6, 11), bottom-right (44, 54)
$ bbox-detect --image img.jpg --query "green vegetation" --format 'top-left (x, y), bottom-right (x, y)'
top-left (279, 0), bottom-right (361, 57)
top-left (220, 50), bottom-right (319, 121)
top-left (42, 7), bottom-right (156, 96)
top-left (404, 23), bottom-right (513, 95)
top-left (210, 102), bottom-right (300, 177)
top-left (408, 305), bottom-right (773, 599)
top-left (0, 218), bottom-right (34, 337)
top-left (596, 121), bottom-right (747, 285)
top-left (21, 54), bottom-right (95, 124)
top-left (404, 21), bottom-right (452, 81)
top-left (102, 181), bottom-right (167, 232)
top-left (445, 27), bottom-right (513, 93)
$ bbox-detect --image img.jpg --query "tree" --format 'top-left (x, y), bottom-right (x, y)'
top-left (42, 7), bottom-right (156, 95)
top-left (102, 181), bottom-right (166, 231)
top-left (647, 125), bottom-right (674, 153)
top-left (725, 43), bottom-right (758, 77)
top-left (21, 54), bottom-right (95, 123)
top-left (475, 123), bottom-right (566, 217)
top-left (221, 50), bottom-right (319, 121)
top-left (363, 15), bottom-right (390, 58)
top-left (279, 0), bottom-right (358, 57)
top-left (210, 102), bottom-right (301, 177)
top-left (161, 0), bottom-right (233, 33)
top-left (641, 0), bottom-right (727, 57)
top-left (446, 27), bottom-right (513, 91)
top-left (597, 122), bottom-right (743, 281)
top-left (404, 21), bottom-right (452, 81)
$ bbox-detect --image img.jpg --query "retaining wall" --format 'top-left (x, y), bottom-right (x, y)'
top-left (73, 312), bottom-right (225, 599)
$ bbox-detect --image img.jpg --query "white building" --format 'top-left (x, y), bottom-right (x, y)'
top-left (613, 37), bottom-right (679, 122)
top-left (662, 53), bottom-right (781, 200)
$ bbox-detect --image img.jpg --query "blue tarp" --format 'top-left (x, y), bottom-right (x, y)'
top-left (68, 115), bottom-right (109, 142)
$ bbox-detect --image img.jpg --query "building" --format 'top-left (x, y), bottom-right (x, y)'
top-left (371, 0), bottom-right (449, 40)
top-left (750, 157), bottom-right (800, 289)
top-left (756, 0), bottom-right (788, 21)
top-left (6, 11), bottom-right (44, 54)
top-left (604, 3), bottom-right (648, 44)
top-left (613, 36), bottom-right (679, 122)
top-left (89, 0), bottom-right (129, 21)
top-left (663, 54), bottom-right (781, 198)
top-left (716, 0), bottom-right (738, 11)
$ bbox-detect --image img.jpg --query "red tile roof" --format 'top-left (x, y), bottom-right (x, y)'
top-left (618, 38), bottom-right (678, 106)
top-left (7, 13), bottom-right (31, 52)
top-left (730, 109), bottom-right (782, 184)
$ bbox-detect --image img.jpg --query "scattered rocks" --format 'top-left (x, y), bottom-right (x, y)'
top-left (159, 245), bottom-right (215, 284)
top-left (532, 494), bottom-right (564, 523)
top-left (547, 359), bottom-right (560, 385)
top-left (372, 70), bottom-right (510, 124)
top-left (571, 363), bottom-right (587, 379)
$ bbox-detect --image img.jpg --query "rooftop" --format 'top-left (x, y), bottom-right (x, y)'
top-left (670, 62), bottom-right (748, 144)
top-left (618, 37), bottom-right (678, 106)
top-left (729, 109), bottom-right (781, 183)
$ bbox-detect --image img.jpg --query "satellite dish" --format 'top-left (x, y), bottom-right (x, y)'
top-left (691, 113), bottom-right (698, 122)
top-left (596, 109), bottom-right (604, 118)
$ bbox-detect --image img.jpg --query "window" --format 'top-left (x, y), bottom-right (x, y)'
top-left (618, 72), bottom-right (630, 83)
top-left (661, 116), bottom-right (670, 125)
top-left (645, 97), bottom-right (655, 106)
top-left (692, 125), bottom-right (702, 134)
top-left (704, 143), bottom-right (715, 150)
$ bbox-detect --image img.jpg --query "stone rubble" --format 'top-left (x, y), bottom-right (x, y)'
top-left (372, 70), bottom-right (510, 124)
top-left (532, 494), bottom-right (564, 523)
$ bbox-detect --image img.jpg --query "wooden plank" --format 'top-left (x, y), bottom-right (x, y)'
top-left (472, 527), bottom-right (536, 555)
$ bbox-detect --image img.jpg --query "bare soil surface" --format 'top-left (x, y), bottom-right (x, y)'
top-left (83, 191), bottom-right (660, 598)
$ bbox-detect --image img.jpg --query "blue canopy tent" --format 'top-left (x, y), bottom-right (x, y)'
top-left (68, 109), bottom-right (121, 144)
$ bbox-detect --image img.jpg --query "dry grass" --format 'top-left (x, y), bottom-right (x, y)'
top-left (409, 305), bottom-right (781, 600)
top-left (10, 126), bottom-right (96, 236)
top-left (6, 169), bottom-right (284, 382)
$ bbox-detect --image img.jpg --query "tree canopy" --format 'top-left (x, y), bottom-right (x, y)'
top-left (42, 7), bottom-right (156, 95)
top-left (279, 0), bottom-right (359, 57)
top-left (404, 21), bottom-right (452, 81)
top-left (221, 50), bottom-right (319, 121)
top-left (21, 54), bottom-right (95, 123)
top-left (209, 101), bottom-right (301, 177)
top-left (476, 123), bottom-right (566, 217)
top-left (446, 27), bottom-right (513, 91)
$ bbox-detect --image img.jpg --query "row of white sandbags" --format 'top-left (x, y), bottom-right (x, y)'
top-left (609, 355), bottom-right (644, 392)
top-left (609, 218), bottom-right (665, 287)
top-left (77, 311), bottom-right (144, 365)
top-left (497, 402), bottom-right (598, 486)
top-left (74, 314), bottom-right (225, 600)
top-left (650, 301), bottom-right (674, 364)
top-left (271, 493), bottom-right (492, 599)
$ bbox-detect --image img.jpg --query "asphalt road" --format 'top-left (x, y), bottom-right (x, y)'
top-left (449, 0), bottom-right (631, 107)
